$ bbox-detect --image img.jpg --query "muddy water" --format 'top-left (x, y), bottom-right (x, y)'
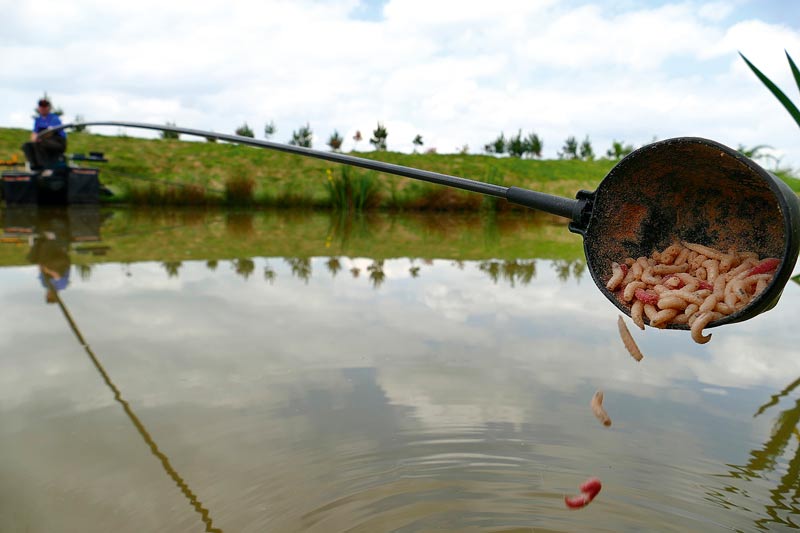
top-left (1, 207), bottom-right (799, 532)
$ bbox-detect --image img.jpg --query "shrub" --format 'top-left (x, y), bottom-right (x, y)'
top-left (73, 114), bottom-right (88, 133)
top-left (606, 140), bottom-right (634, 159)
top-left (289, 123), bottom-right (313, 147)
top-left (224, 175), bottom-right (256, 204)
top-left (328, 130), bottom-right (343, 151)
top-left (525, 133), bottom-right (542, 158)
top-left (161, 121), bottom-right (180, 140)
top-left (558, 136), bottom-right (579, 159)
top-left (370, 122), bottom-right (388, 151)
top-left (579, 135), bottom-right (594, 161)
top-left (507, 130), bottom-right (526, 158)
top-left (264, 120), bottom-right (276, 139)
top-left (484, 133), bottom-right (506, 154)
top-left (235, 123), bottom-right (255, 138)
top-left (413, 134), bottom-right (423, 152)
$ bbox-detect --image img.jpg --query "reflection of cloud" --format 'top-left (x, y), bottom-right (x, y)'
top-left (2, 255), bottom-right (800, 530)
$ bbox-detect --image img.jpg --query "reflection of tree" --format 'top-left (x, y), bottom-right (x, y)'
top-left (76, 264), bottom-right (93, 281)
top-left (285, 257), bottom-right (312, 284)
top-left (572, 260), bottom-right (586, 280)
top-left (264, 263), bottom-right (276, 284)
top-left (232, 258), bottom-right (255, 280)
top-left (350, 267), bottom-right (360, 278)
top-left (206, 260), bottom-right (218, 271)
top-left (550, 259), bottom-right (587, 282)
top-left (326, 257), bottom-right (342, 277)
top-left (478, 259), bottom-right (536, 287)
top-left (710, 377), bottom-right (800, 530)
top-left (367, 259), bottom-right (385, 289)
top-left (162, 261), bottom-right (182, 278)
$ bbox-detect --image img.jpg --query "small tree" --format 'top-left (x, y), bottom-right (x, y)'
top-left (236, 122), bottom-right (255, 138)
top-left (161, 121), bottom-right (180, 140)
top-left (484, 133), bottom-right (506, 154)
top-left (352, 130), bottom-right (362, 151)
top-left (579, 135), bottom-right (595, 160)
top-left (370, 122), bottom-right (388, 151)
top-left (558, 136), bottom-right (579, 160)
top-left (412, 134), bottom-right (423, 152)
top-left (507, 130), bottom-right (526, 158)
top-left (73, 114), bottom-right (88, 133)
top-left (327, 130), bottom-right (343, 151)
top-left (264, 121), bottom-right (276, 139)
top-left (606, 140), bottom-right (634, 159)
top-left (289, 123), bottom-right (313, 148)
top-left (525, 132), bottom-right (542, 158)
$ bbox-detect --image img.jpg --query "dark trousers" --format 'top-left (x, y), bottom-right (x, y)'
top-left (22, 135), bottom-right (67, 170)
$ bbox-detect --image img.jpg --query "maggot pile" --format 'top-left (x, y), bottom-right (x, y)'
top-left (606, 241), bottom-right (779, 344)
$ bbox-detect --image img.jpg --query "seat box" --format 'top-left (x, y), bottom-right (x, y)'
top-left (68, 168), bottom-right (100, 204)
top-left (2, 171), bottom-right (38, 205)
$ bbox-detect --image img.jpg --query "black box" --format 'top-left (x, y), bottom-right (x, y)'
top-left (2, 171), bottom-right (38, 205)
top-left (68, 168), bottom-right (100, 204)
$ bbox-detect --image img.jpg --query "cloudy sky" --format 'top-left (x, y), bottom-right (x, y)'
top-left (3, 0), bottom-right (800, 166)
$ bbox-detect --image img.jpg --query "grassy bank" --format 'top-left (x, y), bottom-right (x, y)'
top-left (3, 127), bottom-right (799, 208)
top-left (0, 127), bottom-right (615, 209)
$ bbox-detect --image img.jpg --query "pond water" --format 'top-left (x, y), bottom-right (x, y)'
top-left (1, 207), bottom-right (800, 532)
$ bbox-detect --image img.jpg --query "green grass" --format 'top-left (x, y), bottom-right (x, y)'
top-left (0, 127), bottom-right (615, 209)
top-left (3, 127), bottom-right (797, 207)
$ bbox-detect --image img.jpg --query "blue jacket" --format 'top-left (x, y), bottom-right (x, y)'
top-left (33, 113), bottom-right (66, 139)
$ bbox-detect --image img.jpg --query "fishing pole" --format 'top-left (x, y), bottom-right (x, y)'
top-left (43, 121), bottom-right (584, 222)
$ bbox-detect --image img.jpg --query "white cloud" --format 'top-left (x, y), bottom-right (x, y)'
top-left (1, 0), bottom-right (799, 166)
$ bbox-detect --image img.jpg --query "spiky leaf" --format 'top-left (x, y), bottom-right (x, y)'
top-left (740, 51), bottom-right (800, 129)
top-left (786, 50), bottom-right (800, 97)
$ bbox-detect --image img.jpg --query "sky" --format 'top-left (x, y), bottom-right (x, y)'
top-left (2, 0), bottom-right (800, 168)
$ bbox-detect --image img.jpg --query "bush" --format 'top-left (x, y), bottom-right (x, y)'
top-left (73, 114), bottom-right (88, 133)
top-left (224, 175), bottom-right (256, 204)
top-left (289, 123), bottom-right (313, 148)
top-left (264, 120), bottom-right (276, 139)
top-left (579, 135), bottom-right (594, 161)
top-left (525, 133), bottom-right (542, 158)
top-left (328, 130), bottom-right (343, 151)
top-left (370, 122), bottom-right (388, 151)
top-left (161, 121), bottom-right (180, 140)
top-left (484, 133), bottom-right (506, 154)
top-left (558, 136), bottom-right (579, 159)
top-left (325, 166), bottom-right (380, 211)
top-left (413, 134), bottom-right (423, 152)
top-left (235, 123), bottom-right (255, 138)
top-left (606, 140), bottom-right (634, 160)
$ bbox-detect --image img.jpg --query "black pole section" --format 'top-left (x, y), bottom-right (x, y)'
top-left (45, 120), bottom-right (584, 221)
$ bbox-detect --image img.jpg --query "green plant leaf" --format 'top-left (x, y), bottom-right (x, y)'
top-left (786, 50), bottom-right (800, 97)
top-left (740, 51), bottom-right (800, 129)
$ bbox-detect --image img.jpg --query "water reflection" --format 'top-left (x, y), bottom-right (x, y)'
top-left (4, 207), bottom-right (108, 301)
top-left (711, 377), bottom-right (800, 530)
top-left (2, 207), bottom-right (589, 289)
top-left (3, 206), bottom-right (800, 531)
top-left (46, 280), bottom-right (222, 532)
